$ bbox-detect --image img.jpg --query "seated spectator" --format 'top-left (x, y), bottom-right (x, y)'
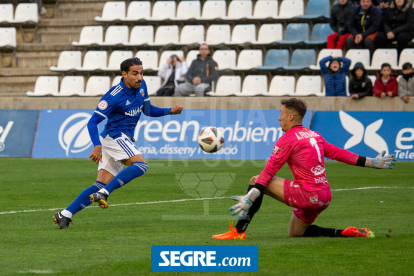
top-left (175, 44), bottom-right (219, 97)
top-left (349, 62), bottom-right (373, 99)
top-left (320, 56), bottom-right (351, 96)
top-left (156, 55), bottom-right (188, 97)
top-left (375, 0), bottom-right (414, 55)
top-left (328, 0), bottom-right (352, 49)
top-left (399, 62), bottom-right (414, 103)
top-left (346, 0), bottom-right (381, 55)
top-left (373, 63), bottom-right (399, 98)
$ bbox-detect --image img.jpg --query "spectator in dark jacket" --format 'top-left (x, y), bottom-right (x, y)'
top-left (320, 56), bottom-right (351, 96)
top-left (375, 0), bottom-right (414, 54)
top-left (399, 62), bottom-right (414, 103)
top-left (349, 62), bottom-right (373, 99)
top-left (346, 0), bottom-right (381, 55)
top-left (328, 0), bottom-right (352, 49)
top-left (373, 63), bottom-right (399, 97)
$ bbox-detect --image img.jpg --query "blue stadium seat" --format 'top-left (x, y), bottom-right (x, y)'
top-left (257, 49), bottom-right (289, 70)
top-left (305, 23), bottom-right (334, 45)
top-left (283, 49), bottom-right (315, 70)
top-left (278, 23), bottom-right (309, 45)
top-left (299, 0), bottom-right (330, 19)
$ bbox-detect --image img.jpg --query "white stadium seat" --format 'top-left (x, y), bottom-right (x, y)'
top-left (50, 51), bottom-right (82, 72)
top-left (253, 24), bottom-right (282, 44)
top-left (235, 75), bottom-right (268, 96)
top-left (158, 50), bottom-right (184, 68)
top-left (26, 76), bottom-right (59, 97)
top-left (174, 1), bottom-right (200, 20)
top-left (206, 76), bottom-right (241, 96)
top-left (368, 49), bottom-right (398, 70)
top-left (205, 24), bottom-right (230, 45)
top-left (310, 49), bottom-right (343, 70)
top-left (151, 25), bottom-right (179, 45)
top-left (398, 48), bottom-right (414, 68)
top-left (295, 75), bottom-right (323, 96)
top-left (124, 1), bottom-right (151, 21)
top-left (124, 25), bottom-right (153, 46)
top-left (99, 25), bottom-right (129, 46)
top-left (228, 24), bottom-right (256, 45)
top-left (212, 50), bottom-right (236, 70)
top-left (251, 0), bottom-right (278, 19)
top-left (368, 75), bottom-right (376, 85)
top-left (13, 3), bottom-right (38, 23)
top-left (0, 4), bottom-right (13, 23)
top-left (76, 51), bottom-right (107, 72)
top-left (186, 50), bottom-right (199, 67)
top-left (277, 0), bottom-right (304, 19)
top-left (95, 1), bottom-right (126, 22)
top-left (232, 50), bottom-right (263, 70)
top-left (144, 76), bottom-right (162, 95)
top-left (136, 50), bottom-right (158, 70)
top-left (201, 1), bottom-right (226, 20)
top-left (105, 51), bottom-right (133, 71)
top-left (345, 49), bottom-right (371, 69)
top-left (55, 76), bottom-right (85, 97)
top-left (177, 25), bottom-right (204, 45)
top-left (72, 26), bottom-right (103, 46)
top-left (267, 76), bottom-right (295, 96)
top-left (0, 27), bottom-right (16, 48)
top-left (151, 1), bottom-right (176, 20)
top-left (83, 76), bottom-right (111, 96)
top-left (226, 0), bottom-right (252, 19)
top-left (112, 76), bottom-right (122, 87)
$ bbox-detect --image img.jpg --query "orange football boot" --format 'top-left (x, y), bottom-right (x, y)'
top-left (212, 222), bottom-right (246, 240)
top-left (342, 227), bottom-right (375, 238)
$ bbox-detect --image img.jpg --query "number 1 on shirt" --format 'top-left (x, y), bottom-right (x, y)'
top-left (310, 138), bottom-right (322, 163)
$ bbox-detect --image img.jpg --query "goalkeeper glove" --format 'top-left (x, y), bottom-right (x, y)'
top-left (366, 150), bottom-right (397, 169)
top-left (229, 188), bottom-right (261, 220)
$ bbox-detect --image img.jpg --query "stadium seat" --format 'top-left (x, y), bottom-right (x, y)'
top-left (99, 25), bottom-right (129, 46)
top-left (151, 1), bottom-right (176, 20)
top-left (83, 76), bottom-right (111, 96)
top-left (0, 27), bottom-right (16, 49)
top-left (227, 24), bottom-right (256, 45)
top-left (257, 49), bottom-right (289, 70)
top-left (55, 76), bottom-right (85, 97)
top-left (112, 76), bottom-right (122, 87)
top-left (13, 3), bottom-right (38, 23)
top-left (50, 51), bottom-right (82, 72)
top-left (398, 48), bottom-right (414, 68)
top-left (283, 49), bottom-right (315, 70)
top-left (212, 50), bottom-right (236, 70)
top-left (186, 50), bottom-right (199, 67)
top-left (367, 49), bottom-right (398, 70)
top-left (72, 26), bottom-right (103, 46)
top-left (177, 25), bottom-right (204, 45)
top-left (251, 0), bottom-right (278, 19)
top-left (124, 25), bottom-right (154, 46)
top-left (136, 50), bottom-right (158, 71)
top-left (278, 23), bottom-right (309, 45)
top-left (174, 1), bottom-right (200, 20)
top-left (206, 76), bottom-right (241, 96)
top-left (267, 76), bottom-right (295, 96)
top-left (235, 75), bottom-right (268, 96)
top-left (151, 25), bottom-right (179, 45)
top-left (345, 49), bottom-right (370, 69)
top-left (295, 75), bottom-right (323, 96)
top-left (95, 1), bottom-right (126, 22)
top-left (201, 1), bottom-right (226, 20)
top-left (299, 0), bottom-right (330, 19)
top-left (205, 24), bottom-right (231, 45)
top-left (310, 49), bottom-right (343, 70)
top-left (123, 1), bottom-right (151, 21)
top-left (26, 76), bottom-right (59, 97)
top-left (144, 76), bottom-right (162, 96)
top-left (305, 23), bottom-right (334, 45)
top-left (0, 4), bottom-right (13, 23)
top-left (105, 51), bottom-right (133, 71)
top-left (232, 50), bottom-right (263, 70)
top-left (368, 75), bottom-right (376, 85)
top-left (76, 51), bottom-right (107, 72)
top-left (252, 23), bottom-right (283, 45)
top-left (277, 0), bottom-right (304, 19)
top-left (158, 50), bottom-right (184, 68)
top-left (225, 0), bottom-right (252, 19)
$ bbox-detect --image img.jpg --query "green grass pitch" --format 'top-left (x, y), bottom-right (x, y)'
top-left (0, 158), bottom-right (413, 276)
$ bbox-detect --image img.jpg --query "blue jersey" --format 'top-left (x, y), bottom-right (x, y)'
top-left (94, 78), bottom-right (149, 139)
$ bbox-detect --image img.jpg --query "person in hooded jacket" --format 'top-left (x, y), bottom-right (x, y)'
top-left (399, 62), bottom-right (414, 103)
top-left (328, 0), bottom-right (352, 49)
top-left (349, 62), bottom-right (373, 99)
top-left (320, 56), bottom-right (351, 96)
top-left (373, 63), bottom-right (399, 98)
top-left (156, 55), bottom-right (188, 96)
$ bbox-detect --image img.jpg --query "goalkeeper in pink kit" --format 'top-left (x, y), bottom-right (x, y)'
top-left (213, 98), bottom-right (397, 239)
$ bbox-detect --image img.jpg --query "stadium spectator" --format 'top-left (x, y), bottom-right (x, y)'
top-left (156, 55), bottom-right (188, 96)
top-left (174, 44), bottom-right (219, 97)
top-left (399, 62), bottom-right (414, 103)
top-left (346, 0), bottom-right (381, 55)
top-left (349, 62), bottom-right (373, 99)
top-left (375, 0), bottom-right (414, 55)
top-left (373, 63), bottom-right (399, 98)
top-left (320, 56), bottom-right (351, 96)
top-left (328, 0), bottom-right (352, 49)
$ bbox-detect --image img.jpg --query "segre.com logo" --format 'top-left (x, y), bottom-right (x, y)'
top-left (151, 246), bottom-right (258, 272)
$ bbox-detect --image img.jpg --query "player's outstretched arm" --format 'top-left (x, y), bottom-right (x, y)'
top-left (87, 113), bottom-right (105, 163)
top-left (364, 150), bottom-right (397, 169)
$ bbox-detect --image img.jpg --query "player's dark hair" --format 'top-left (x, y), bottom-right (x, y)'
top-left (120, 57), bottom-right (142, 73)
top-left (281, 98), bottom-right (307, 119)
top-left (402, 62), bottom-right (413, 70)
top-left (381, 63), bottom-right (392, 70)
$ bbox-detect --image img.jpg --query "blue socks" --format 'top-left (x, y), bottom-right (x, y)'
top-left (64, 181), bottom-right (106, 218)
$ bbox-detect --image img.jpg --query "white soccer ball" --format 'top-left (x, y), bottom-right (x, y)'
top-left (198, 126), bottom-right (224, 153)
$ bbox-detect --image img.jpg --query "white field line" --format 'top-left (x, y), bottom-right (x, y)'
top-left (0, 187), bottom-right (413, 216)
top-left (18, 270), bottom-right (60, 274)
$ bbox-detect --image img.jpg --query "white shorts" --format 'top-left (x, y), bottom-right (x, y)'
top-left (98, 133), bottom-right (142, 176)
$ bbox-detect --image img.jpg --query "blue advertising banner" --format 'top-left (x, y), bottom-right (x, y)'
top-left (311, 111), bottom-right (414, 161)
top-left (0, 110), bottom-right (39, 158)
top-left (32, 109), bottom-right (312, 159)
top-left (151, 245), bottom-right (258, 272)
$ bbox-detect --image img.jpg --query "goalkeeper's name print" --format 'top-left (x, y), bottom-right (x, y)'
top-left (151, 246), bottom-right (258, 272)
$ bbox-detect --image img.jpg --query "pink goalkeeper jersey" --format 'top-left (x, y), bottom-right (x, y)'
top-left (256, 126), bottom-right (359, 191)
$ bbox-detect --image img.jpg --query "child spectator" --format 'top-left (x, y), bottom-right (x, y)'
top-left (320, 56), bottom-right (351, 96)
top-left (373, 63), bottom-right (399, 98)
top-left (349, 62), bottom-right (373, 99)
top-left (398, 62), bottom-right (414, 103)
top-left (328, 0), bottom-right (352, 49)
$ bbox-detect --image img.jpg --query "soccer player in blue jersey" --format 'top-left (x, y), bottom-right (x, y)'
top-left (53, 58), bottom-right (183, 229)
